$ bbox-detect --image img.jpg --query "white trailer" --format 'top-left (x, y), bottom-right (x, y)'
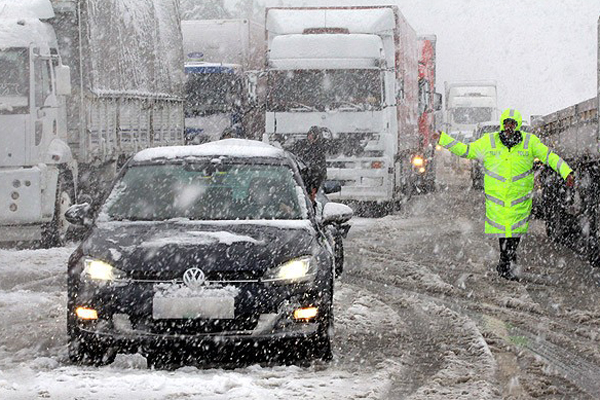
top-left (0, 0), bottom-right (184, 246)
top-left (264, 6), bottom-right (422, 211)
top-left (182, 19), bottom-right (264, 142)
top-left (534, 17), bottom-right (600, 267)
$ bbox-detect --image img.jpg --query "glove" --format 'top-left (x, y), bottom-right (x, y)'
top-left (565, 172), bottom-right (575, 188)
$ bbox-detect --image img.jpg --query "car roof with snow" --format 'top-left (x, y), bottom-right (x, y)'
top-left (132, 139), bottom-right (290, 164)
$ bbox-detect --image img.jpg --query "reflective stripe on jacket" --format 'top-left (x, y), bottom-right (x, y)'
top-left (439, 130), bottom-right (572, 238)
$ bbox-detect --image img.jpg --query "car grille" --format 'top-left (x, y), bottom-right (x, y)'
top-left (128, 269), bottom-right (261, 283)
top-left (133, 315), bottom-right (260, 335)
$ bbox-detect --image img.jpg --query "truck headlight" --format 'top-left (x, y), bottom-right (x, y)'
top-left (83, 258), bottom-right (126, 283)
top-left (263, 256), bottom-right (315, 284)
top-left (412, 155), bottom-right (425, 167)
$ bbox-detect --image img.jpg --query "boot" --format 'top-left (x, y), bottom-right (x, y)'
top-left (496, 262), bottom-right (519, 282)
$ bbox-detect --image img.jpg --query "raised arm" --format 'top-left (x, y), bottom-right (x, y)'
top-left (433, 131), bottom-right (483, 160)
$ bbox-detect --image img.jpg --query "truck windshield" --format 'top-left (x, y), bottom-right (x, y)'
top-left (452, 108), bottom-right (495, 125)
top-left (0, 48), bottom-right (29, 114)
top-left (267, 69), bottom-right (382, 112)
top-left (185, 73), bottom-right (243, 117)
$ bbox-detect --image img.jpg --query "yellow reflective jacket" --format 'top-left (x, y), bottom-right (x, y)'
top-left (439, 127), bottom-right (572, 238)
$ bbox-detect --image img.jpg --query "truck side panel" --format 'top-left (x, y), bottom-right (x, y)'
top-left (53, 0), bottom-right (184, 166)
top-left (395, 9), bottom-right (419, 154)
top-left (535, 98), bottom-right (598, 165)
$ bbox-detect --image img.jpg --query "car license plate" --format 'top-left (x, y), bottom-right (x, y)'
top-left (152, 292), bottom-right (235, 320)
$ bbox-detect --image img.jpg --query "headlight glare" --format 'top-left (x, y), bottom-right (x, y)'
top-left (412, 155), bottom-right (425, 167)
top-left (83, 258), bottom-right (124, 282)
top-left (264, 256), bottom-right (314, 283)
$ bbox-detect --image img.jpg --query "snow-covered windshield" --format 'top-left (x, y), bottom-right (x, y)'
top-left (101, 162), bottom-right (307, 221)
top-left (0, 48), bottom-right (29, 113)
top-left (451, 107), bottom-right (494, 125)
top-left (184, 72), bottom-right (243, 116)
top-left (267, 69), bottom-right (382, 112)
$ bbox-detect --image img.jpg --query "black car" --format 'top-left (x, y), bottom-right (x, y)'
top-left (65, 139), bottom-right (353, 367)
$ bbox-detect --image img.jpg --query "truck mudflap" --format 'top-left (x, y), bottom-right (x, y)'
top-left (0, 167), bottom-right (44, 225)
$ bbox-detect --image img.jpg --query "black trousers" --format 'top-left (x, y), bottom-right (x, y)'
top-left (499, 237), bottom-right (521, 265)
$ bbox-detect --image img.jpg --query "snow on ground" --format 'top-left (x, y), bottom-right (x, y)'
top-left (0, 246), bottom-right (406, 399)
top-left (2, 183), bottom-right (600, 398)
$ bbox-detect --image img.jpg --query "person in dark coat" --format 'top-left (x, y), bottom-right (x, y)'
top-left (291, 126), bottom-right (328, 201)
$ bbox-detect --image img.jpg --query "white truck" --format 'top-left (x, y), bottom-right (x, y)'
top-left (444, 81), bottom-right (499, 142)
top-left (264, 6), bottom-right (423, 213)
top-left (534, 17), bottom-right (600, 266)
top-left (440, 81), bottom-right (499, 176)
top-left (182, 19), bottom-right (264, 143)
top-left (0, 0), bottom-right (184, 246)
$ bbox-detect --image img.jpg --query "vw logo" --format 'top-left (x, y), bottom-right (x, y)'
top-left (183, 267), bottom-right (206, 289)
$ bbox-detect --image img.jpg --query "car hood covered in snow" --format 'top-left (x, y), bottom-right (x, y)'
top-left (77, 220), bottom-right (318, 281)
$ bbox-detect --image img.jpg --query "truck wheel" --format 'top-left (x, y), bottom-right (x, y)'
top-left (41, 174), bottom-right (74, 248)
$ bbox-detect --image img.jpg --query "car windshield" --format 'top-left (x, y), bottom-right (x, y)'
top-left (100, 162), bottom-right (307, 221)
top-left (0, 48), bottom-right (29, 113)
top-left (452, 107), bottom-right (494, 125)
top-left (184, 72), bottom-right (242, 116)
top-left (267, 69), bottom-right (382, 112)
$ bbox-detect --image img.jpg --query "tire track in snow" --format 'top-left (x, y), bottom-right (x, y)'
top-left (345, 255), bottom-right (600, 399)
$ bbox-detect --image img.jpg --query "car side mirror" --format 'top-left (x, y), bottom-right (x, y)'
top-left (322, 180), bottom-right (342, 194)
top-left (322, 202), bottom-right (353, 225)
top-left (65, 203), bottom-right (93, 227)
top-left (434, 92), bottom-right (443, 111)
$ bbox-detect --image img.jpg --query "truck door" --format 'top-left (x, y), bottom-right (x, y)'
top-left (30, 53), bottom-right (57, 163)
top-left (0, 47), bottom-right (29, 167)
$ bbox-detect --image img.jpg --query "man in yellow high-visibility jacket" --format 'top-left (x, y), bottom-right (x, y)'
top-left (433, 109), bottom-right (575, 281)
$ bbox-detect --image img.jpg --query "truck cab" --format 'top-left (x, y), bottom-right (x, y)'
top-left (182, 19), bottom-right (263, 143)
top-left (184, 61), bottom-right (244, 143)
top-left (265, 7), bottom-right (419, 207)
top-left (0, 10), bottom-right (73, 243)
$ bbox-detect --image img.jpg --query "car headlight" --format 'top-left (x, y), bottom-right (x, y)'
top-left (263, 256), bottom-right (315, 284)
top-left (82, 258), bottom-right (126, 283)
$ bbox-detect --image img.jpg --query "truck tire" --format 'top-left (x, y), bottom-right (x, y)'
top-left (40, 174), bottom-right (75, 248)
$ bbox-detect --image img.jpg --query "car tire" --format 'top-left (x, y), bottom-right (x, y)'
top-left (146, 351), bottom-right (182, 370)
top-left (334, 231), bottom-right (344, 278)
top-left (315, 307), bottom-right (334, 361)
top-left (68, 335), bottom-right (116, 366)
top-left (315, 281), bottom-right (334, 361)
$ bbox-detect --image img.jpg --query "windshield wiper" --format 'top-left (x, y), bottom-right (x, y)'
top-left (330, 101), bottom-right (364, 111)
top-left (287, 101), bottom-right (318, 112)
top-left (109, 215), bottom-right (155, 222)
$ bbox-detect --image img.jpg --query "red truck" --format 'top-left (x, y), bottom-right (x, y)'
top-left (415, 35), bottom-right (442, 192)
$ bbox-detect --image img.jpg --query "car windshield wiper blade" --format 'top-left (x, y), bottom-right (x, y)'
top-left (287, 101), bottom-right (318, 112)
top-left (330, 101), bottom-right (365, 111)
top-left (108, 215), bottom-right (154, 222)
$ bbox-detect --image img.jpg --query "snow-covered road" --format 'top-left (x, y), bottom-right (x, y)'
top-left (1, 184), bottom-right (600, 399)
